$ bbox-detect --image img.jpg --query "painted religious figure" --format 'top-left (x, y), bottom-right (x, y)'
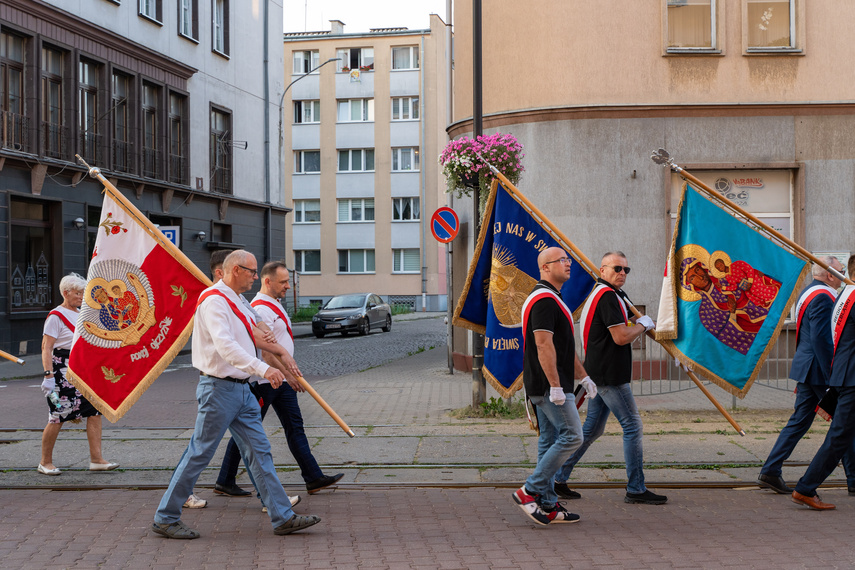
top-left (677, 245), bottom-right (782, 355)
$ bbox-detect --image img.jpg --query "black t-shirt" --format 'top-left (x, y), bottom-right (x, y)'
top-left (523, 281), bottom-right (576, 397)
top-left (583, 279), bottom-right (633, 386)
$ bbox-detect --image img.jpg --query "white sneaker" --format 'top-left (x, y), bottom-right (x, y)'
top-left (183, 494), bottom-right (207, 509)
top-left (261, 495), bottom-right (299, 513)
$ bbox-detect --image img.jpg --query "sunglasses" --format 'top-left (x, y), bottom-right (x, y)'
top-left (544, 257), bottom-right (571, 266)
top-left (605, 265), bottom-right (631, 275)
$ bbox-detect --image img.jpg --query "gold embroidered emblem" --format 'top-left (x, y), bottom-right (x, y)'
top-left (488, 245), bottom-right (536, 327)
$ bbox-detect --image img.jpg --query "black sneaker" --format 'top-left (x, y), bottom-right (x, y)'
top-left (849, 487), bottom-right (855, 496)
top-left (625, 490), bottom-right (667, 505)
top-left (554, 482), bottom-right (582, 500)
top-left (542, 502), bottom-right (581, 524)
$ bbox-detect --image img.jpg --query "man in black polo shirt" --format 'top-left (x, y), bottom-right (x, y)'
top-left (512, 247), bottom-right (597, 525)
top-left (553, 251), bottom-right (666, 505)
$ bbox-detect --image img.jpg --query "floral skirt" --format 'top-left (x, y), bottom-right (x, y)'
top-left (47, 348), bottom-right (100, 424)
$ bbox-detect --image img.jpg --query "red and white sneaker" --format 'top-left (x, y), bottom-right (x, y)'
top-left (542, 502), bottom-right (580, 524)
top-left (513, 486), bottom-right (549, 524)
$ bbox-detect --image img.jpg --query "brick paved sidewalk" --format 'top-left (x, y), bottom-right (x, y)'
top-left (1, 486), bottom-right (854, 569)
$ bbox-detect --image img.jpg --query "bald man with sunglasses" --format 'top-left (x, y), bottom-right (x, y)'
top-left (552, 251), bottom-right (667, 505)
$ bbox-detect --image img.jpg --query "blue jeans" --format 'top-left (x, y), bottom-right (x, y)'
top-left (524, 392), bottom-right (583, 508)
top-left (154, 375), bottom-right (295, 528)
top-left (762, 383), bottom-right (855, 484)
top-left (795, 386), bottom-right (855, 496)
top-left (555, 383), bottom-right (646, 494)
top-left (217, 382), bottom-right (324, 487)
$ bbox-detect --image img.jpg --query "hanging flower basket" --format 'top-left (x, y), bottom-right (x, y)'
top-left (439, 133), bottom-right (525, 212)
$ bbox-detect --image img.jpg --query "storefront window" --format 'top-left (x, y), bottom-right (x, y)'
top-left (10, 197), bottom-right (53, 311)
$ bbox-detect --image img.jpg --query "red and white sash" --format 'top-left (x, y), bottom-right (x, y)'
top-left (831, 285), bottom-right (855, 356)
top-left (251, 299), bottom-right (294, 342)
top-left (196, 289), bottom-right (257, 347)
top-left (794, 284), bottom-right (836, 344)
top-left (48, 310), bottom-right (76, 333)
top-left (579, 284), bottom-right (628, 354)
top-left (520, 285), bottom-right (574, 351)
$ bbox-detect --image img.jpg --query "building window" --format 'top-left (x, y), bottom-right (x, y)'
top-left (393, 249), bottom-right (420, 273)
top-left (142, 83), bottom-right (161, 179)
top-left (212, 0), bottom-right (229, 56)
top-left (210, 107), bottom-right (232, 193)
top-left (338, 198), bottom-right (374, 222)
top-left (393, 197), bottom-right (420, 221)
top-left (294, 100), bottom-right (320, 124)
top-left (336, 48), bottom-right (374, 72)
top-left (295, 150), bottom-right (320, 173)
top-left (747, 0), bottom-right (794, 49)
top-left (293, 199), bottom-right (320, 223)
top-left (338, 149), bottom-right (374, 172)
top-left (140, 0), bottom-right (163, 22)
top-left (392, 147), bottom-right (420, 172)
top-left (0, 31), bottom-right (28, 152)
top-left (337, 99), bottom-right (374, 122)
top-left (10, 197), bottom-right (54, 312)
top-left (168, 92), bottom-right (188, 184)
top-left (112, 72), bottom-right (132, 173)
top-left (293, 50), bottom-right (320, 74)
top-left (211, 221), bottom-right (232, 243)
top-left (392, 96), bottom-right (419, 121)
top-left (391, 46), bottom-right (419, 70)
top-left (295, 250), bottom-right (321, 273)
top-left (179, 0), bottom-right (198, 39)
top-left (666, 0), bottom-right (715, 50)
top-left (41, 46), bottom-right (66, 160)
top-left (78, 60), bottom-right (101, 164)
top-left (338, 249), bottom-right (375, 273)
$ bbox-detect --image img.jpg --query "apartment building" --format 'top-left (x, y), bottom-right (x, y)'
top-left (449, 0), bottom-right (855, 359)
top-left (283, 16), bottom-right (450, 311)
top-left (0, 0), bottom-right (286, 354)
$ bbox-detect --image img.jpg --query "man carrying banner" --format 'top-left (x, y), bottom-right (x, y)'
top-left (758, 257), bottom-right (854, 494)
top-left (553, 251), bottom-right (665, 505)
top-left (792, 259), bottom-right (855, 510)
top-left (513, 247), bottom-right (594, 525)
top-left (152, 250), bottom-right (321, 539)
top-left (215, 261), bottom-right (343, 504)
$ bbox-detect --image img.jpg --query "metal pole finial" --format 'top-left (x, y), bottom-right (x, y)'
top-left (75, 154), bottom-right (101, 178)
top-left (650, 148), bottom-right (682, 172)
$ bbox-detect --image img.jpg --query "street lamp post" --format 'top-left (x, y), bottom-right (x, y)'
top-left (277, 57), bottom-right (339, 209)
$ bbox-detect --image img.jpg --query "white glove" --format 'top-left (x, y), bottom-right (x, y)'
top-left (580, 376), bottom-right (597, 399)
top-left (41, 376), bottom-right (54, 397)
top-left (636, 315), bottom-right (655, 331)
top-left (673, 357), bottom-right (691, 373)
top-left (548, 387), bottom-right (566, 406)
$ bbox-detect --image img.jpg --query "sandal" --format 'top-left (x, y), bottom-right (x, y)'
top-left (151, 520), bottom-right (200, 539)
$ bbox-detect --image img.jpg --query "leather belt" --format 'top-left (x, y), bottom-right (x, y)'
top-left (206, 374), bottom-right (250, 384)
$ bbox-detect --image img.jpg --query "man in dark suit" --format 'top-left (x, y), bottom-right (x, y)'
top-left (758, 257), bottom-right (850, 494)
top-left (791, 255), bottom-right (855, 510)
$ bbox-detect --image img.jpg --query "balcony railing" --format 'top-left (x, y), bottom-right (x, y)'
top-left (78, 132), bottom-right (103, 165)
top-left (113, 140), bottom-right (133, 173)
top-left (142, 146), bottom-right (161, 179)
top-left (41, 121), bottom-right (69, 160)
top-left (1, 111), bottom-right (29, 152)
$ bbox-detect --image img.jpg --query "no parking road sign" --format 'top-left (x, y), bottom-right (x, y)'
top-left (430, 207), bottom-right (459, 243)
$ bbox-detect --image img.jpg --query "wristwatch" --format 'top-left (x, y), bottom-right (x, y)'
top-left (43, 370), bottom-right (53, 377)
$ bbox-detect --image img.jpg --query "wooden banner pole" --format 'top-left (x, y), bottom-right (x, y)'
top-left (0, 349), bottom-right (24, 365)
top-left (652, 149), bottom-right (853, 286)
top-left (482, 167), bottom-right (745, 435)
top-left (295, 375), bottom-right (355, 437)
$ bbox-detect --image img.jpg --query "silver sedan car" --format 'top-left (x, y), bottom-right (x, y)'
top-left (312, 293), bottom-right (392, 338)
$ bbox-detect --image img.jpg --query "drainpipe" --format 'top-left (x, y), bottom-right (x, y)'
top-left (420, 35), bottom-right (427, 312)
top-left (471, 0), bottom-right (485, 407)
top-left (262, 0), bottom-right (272, 261)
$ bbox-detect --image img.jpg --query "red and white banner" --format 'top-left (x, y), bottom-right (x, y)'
top-left (67, 177), bottom-right (210, 422)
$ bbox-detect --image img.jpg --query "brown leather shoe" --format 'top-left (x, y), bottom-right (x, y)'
top-left (791, 491), bottom-right (836, 510)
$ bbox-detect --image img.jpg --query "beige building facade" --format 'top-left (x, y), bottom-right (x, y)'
top-left (283, 16), bottom-right (450, 311)
top-left (449, 0), bottom-right (855, 357)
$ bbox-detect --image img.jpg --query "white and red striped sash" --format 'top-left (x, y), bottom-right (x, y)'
top-left (520, 286), bottom-right (574, 351)
top-left (48, 310), bottom-right (76, 333)
top-left (794, 284), bottom-right (836, 344)
top-left (831, 285), bottom-right (855, 356)
top-left (579, 284), bottom-right (628, 354)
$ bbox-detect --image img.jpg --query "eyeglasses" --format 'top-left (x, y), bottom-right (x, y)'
top-left (237, 264), bottom-right (258, 277)
top-left (605, 265), bottom-right (631, 275)
top-left (544, 257), bottom-right (571, 266)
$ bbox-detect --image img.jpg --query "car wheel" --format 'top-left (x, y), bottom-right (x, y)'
top-left (358, 318), bottom-right (370, 336)
top-left (382, 314), bottom-right (392, 332)
top-left (313, 332), bottom-right (325, 339)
